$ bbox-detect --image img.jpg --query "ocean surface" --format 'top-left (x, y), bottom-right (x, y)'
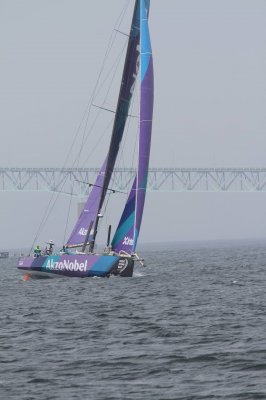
top-left (1, 240), bottom-right (266, 400)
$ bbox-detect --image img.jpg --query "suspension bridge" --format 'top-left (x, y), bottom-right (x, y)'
top-left (1, 167), bottom-right (266, 196)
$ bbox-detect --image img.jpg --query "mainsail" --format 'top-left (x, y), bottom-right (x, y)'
top-left (112, 0), bottom-right (154, 254)
top-left (67, 1), bottom-right (141, 249)
top-left (89, 0), bottom-right (142, 250)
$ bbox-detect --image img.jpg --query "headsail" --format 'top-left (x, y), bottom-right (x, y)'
top-left (66, 160), bottom-right (107, 248)
top-left (111, 177), bottom-right (137, 253)
top-left (112, 0), bottom-right (154, 254)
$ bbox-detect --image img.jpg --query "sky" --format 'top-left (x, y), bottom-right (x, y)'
top-left (1, 0), bottom-right (266, 250)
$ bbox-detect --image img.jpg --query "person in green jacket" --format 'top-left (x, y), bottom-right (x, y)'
top-left (33, 245), bottom-right (41, 257)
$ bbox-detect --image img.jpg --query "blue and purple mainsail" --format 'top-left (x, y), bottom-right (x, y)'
top-left (91, 0), bottom-right (142, 246)
top-left (68, 0), bottom-right (153, 254)
top-left (112, 0), bottom-right (154, 254)
top-left (67, 0), bottom-right (142, 249)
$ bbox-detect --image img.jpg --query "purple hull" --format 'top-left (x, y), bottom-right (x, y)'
top-left (17, 254), bottom-right (134, 278)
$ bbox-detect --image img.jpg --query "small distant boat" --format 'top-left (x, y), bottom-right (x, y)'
top-left (0, 252), bottom-right (9, 259)
top-left (17, 0), bottom-right (154, 279)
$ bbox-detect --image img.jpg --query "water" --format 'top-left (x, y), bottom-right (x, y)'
top-left (1, 240), bottom-right (266, 399)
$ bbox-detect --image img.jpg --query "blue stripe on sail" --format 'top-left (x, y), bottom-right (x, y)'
top-left (144, 0), bottom-right (150, 11)
top-left (133, 228), bottom-right (139, 252)
top-left (132, 175), bottom-right (147, 251)
top-left (140, 172), bottom-right (148, 190)
top-left (120, 196), bottom-right (135, 220)
top-left (112, 212), bottom-right (135, 247)
top-left (141, 54), bottom-right (151, 82)
top-left (141, 0), bottom-right (151, 81)
top-left (132, 0), bottom-right (140, 38)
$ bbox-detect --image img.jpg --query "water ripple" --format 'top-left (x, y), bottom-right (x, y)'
top-left (1, 241), bottom-right (266, 399)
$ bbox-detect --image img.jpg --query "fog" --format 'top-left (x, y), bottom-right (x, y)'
top-left (1, 0), bottom-right (266, 250)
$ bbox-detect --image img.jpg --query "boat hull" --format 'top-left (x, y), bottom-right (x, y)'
top-left (17, 254), bottom-right (134, 278)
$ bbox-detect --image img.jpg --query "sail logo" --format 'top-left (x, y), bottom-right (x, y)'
top-left (79, 227), bottom-right (87, 236)
top-left (122, 236), bottom-right (134, 246)
top-left (45, 259), bottom-right (87, 272)
top-left (79, 227), bottom-right (94, 236)
top-left (117, 258), bottom-right (128, 273)
top-left (130, 44), bottom-right (140, 95)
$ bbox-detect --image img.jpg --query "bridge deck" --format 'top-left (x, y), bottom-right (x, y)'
top-left (1, 167), bottom-right (266, 196)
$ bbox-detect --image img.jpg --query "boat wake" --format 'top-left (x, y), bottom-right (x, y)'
top-left (133, 270), bottom-right (145, 277)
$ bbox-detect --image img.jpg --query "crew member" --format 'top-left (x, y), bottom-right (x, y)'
top-left (34, 245), bottom-right (41, 257)
top-left (46, 240), bottom-right (54, 255)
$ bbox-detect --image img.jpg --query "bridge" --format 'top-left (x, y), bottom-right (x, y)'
top-left (1, 167), bottom-right (266, 196)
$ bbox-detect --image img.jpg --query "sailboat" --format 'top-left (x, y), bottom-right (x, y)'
top-left (17, 0), bottom-right (154, 278)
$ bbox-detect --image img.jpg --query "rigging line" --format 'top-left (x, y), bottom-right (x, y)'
top-left (30, 164), bottom-right (80, 251)
top-left (119, 81), bottom-right (139, 169)
top-left (80, 40), bottom-right (127, 168)
top-left (75, 2), bottom-right (132, 163)
top-left (75, 40), bottom-right (128, 169)
top-left (30, 42), bottom-right (117, 250)
top-left (95, 39), bottom-right (127, 99)
top-left (29, 193), bottom-right (56, 254)
top-left (102, 190), bottom-right (113, 239)
top-left (31, 18), bottom-right (125, 241)
top-left (115, 0), bottom-right (131, 31)
top-left (29, 107), bottom-right (91, 251)
top-left (80, 118), bottom-right (113, 169)
top-left (92, 190), bottom-right (112, 247)
top-left (32, 124), bottom-right (109, 253)
top-left (72, 2), bottom-right (131, 171)
top-left (30, 174), bottom-right (73, 253)
top-left (29, 2), bottom-right (132, 251)
top-left (115, 71), bottom-right (139, 195)
top-left (30, 167), bottom-right (76, 243)
top-left (72, 1), bottom-right (130, 168)
top-left (92, 38), bottom-right (128, 106)
top-left (92, 104), bottom-right (116, 114)
top-left (74, 107), bottom-right (107, 167)
top-left (29, 171), bottom-right (73, 253)
top-left (114, 29), bottom-right (129, 37)
top-left (63, 180), bottom-right (74, 246)
top-left (92, 103), bottom-right (138, 118)
top-left (74, 30), bottom-right (119, 168)
top-left (56, 32), bottom-right (121, 171)
top-left (74, 180), bottom-right (126, 194)
top-left (74, 1), bottom-right (130, 170)
top-left (116, 81), bottom-right (136, 170)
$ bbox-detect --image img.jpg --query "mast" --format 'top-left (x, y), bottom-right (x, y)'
top-left (90, 0), bottom-right (141, 252)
